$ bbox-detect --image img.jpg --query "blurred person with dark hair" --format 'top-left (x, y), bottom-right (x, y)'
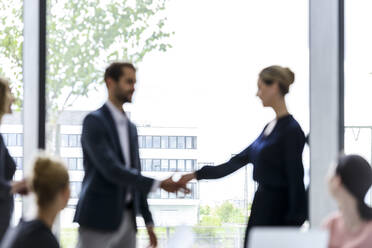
top-left (324, 154), bottom-right (372, 248)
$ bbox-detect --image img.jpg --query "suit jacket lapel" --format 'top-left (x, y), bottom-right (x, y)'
top-left (127, 121), bottom-right (138, 169)
top-left (100, 104), bottom-right (125, 164)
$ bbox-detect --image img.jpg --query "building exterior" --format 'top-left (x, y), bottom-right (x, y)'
top-left (138, 125), bottom-right (199, 226)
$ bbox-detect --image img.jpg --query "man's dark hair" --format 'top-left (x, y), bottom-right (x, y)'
top-left (104, 62), bottom-right (136, 82)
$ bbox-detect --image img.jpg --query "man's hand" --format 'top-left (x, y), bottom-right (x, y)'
top-left (178, 173), bottom-right (196, 186)
top-left (146, 226), bottom-right (158, 248)
top-left (11, 179), bottom-right (29, 195)
top-left (160, 176), bottom-right (191, 194)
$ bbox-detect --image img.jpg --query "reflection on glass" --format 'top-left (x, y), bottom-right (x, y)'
top-left (169, 159), bottom-right (177, 172)
top-left (161, 136), bottom-right (169, 149)
top-left (186, 137), bottom-right (193, 149)
top-left (178, 159), bottom-right (185, 171)
top-left (70, 182), bottom-right (82, 199)
top-left (177, 136), bottom-right (185, 149)
top-left (169, 193), bottom-right (177, 199)
top-left (77, 158), bottom-right (83, 170)
top-left (161, 190), bottom-right (169, 199)
top-left (153, 136), bottom-right (161, 148)
top-left (169, 136), bottom-right (177, 149)
top-left (69, 135), bottom-right (78, 147)
top-left (61, 134), bottom-right (69, 147)
top-left (160, 159), bottom-right (168, 171)
top-left (145, 136), bottom-right (153, 148)
top-left (186, 160), bottom-right (193, 172)
top-left (145, 159), bottom-right (152, 171)
top-left (138, 136), bottom-right (144, 148)
top-left (193, 137), bottom-right (197, 149)
top-left (68, 158), bottom-right (77, 170)
top-left (14, 157), bottom-right (23, 170)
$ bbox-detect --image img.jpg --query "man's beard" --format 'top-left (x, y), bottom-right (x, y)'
top-left (115, 91), bottom-right (133, 103)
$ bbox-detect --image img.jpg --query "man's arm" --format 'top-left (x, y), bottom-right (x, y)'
top-left (0, 180), bottom-right (11, 200)
top-left (139, 192), bottom-right (154, 226)
top-left (82, 114), bottom-right (155, 195)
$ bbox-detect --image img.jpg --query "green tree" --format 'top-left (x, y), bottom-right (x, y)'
top-left (195, 202), bottom-right (248, 240)
top-left (199, 205), bottom-right (211, 216)
top-left (195, 215), bottom-right (222, 237)
top-left (215, 201), bottom-right (247, 224)
top-left (0, 0), bottom-right (23, 109)
top-left (0, 0), bottom-right (174, 151)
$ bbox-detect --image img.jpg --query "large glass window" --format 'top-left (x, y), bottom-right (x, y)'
top-left (177, 159), bottom-right (185, 171)
top-left (153, 136), bottom-right (161, 148)
top-left (145, 159), bottom-right (152, 171)
top-left (186, 136), bottom-right (193, 149)
top-left (192, 137), bottom-right (197, 149)
top-left (77, 158), bottom-right (84, 170)
top-left (13, 157), bottom-right (23, 170)
top-left (177, 136), bottom-right (185, 149)
top-left (138, 136), bottom-right (144, 148)
top-left (70, 182), bottom-right (82, 199)
top-left (138, 135), bottom-right (196, 149)
top-left (67, 158), bottom-right (77, 170)
top-left (3, 133), bottom-right (23, 147)
top-left (160, 159), bottom-right (168, 171)
top-left (35, 0), bottom-right (309, 246)
top-left (169, 159), bottom-right (177, 172)
top-left (161, 189), bottom-right (169, 199)
top-left (152, 159), bottom-right (161, 171)
top-left (61, 134), bottom-right (69, 147)
top-left (161, 136), bottom-right (168, 149)
top-left (169, 136), bottom-right (177, 149)
top-left (149, 188), bottom-right (161, 199)
top-left (69, 135), bottom-right (78, 147)
top-left (344, 0), bottom-right (372, 205)
top-left (185, 159), bottom-right (193, 172)
top-left (145, 136), bottom-right (153, 148)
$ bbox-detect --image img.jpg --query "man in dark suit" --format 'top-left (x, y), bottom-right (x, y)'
top-left (74, 63), bottom-right (188, 248)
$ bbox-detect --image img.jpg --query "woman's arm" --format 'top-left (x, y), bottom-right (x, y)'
top-left (195, 145), bottom-right (252, 180)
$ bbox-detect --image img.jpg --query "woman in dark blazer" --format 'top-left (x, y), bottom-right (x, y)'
top-left (179, 65), bottom-right (307, 247)
top-left (0, 78), bottom-right (27, 242)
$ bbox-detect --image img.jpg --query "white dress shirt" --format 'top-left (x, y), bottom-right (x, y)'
top-left (106, 101), bottom-right (160, 201)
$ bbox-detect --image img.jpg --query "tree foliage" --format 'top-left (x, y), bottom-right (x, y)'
top-left (0, 0), bottom-right (23, 109)
top-left (195, 201), bottom-right (248, 237)
top-left (46, 0), bottom-right (174, 112)
top-left (0, 0), bottom-right (173, 112)
top-left (0, 0), bottom-right (173, 152)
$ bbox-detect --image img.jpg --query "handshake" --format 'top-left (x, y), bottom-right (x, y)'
top-left (159, 172), bottom-right (197, 194)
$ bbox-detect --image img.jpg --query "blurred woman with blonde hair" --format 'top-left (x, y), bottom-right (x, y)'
top-left (1, 153), bottom-right (70, 248)
top-left (0, 78), bottom-right (28, 242)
